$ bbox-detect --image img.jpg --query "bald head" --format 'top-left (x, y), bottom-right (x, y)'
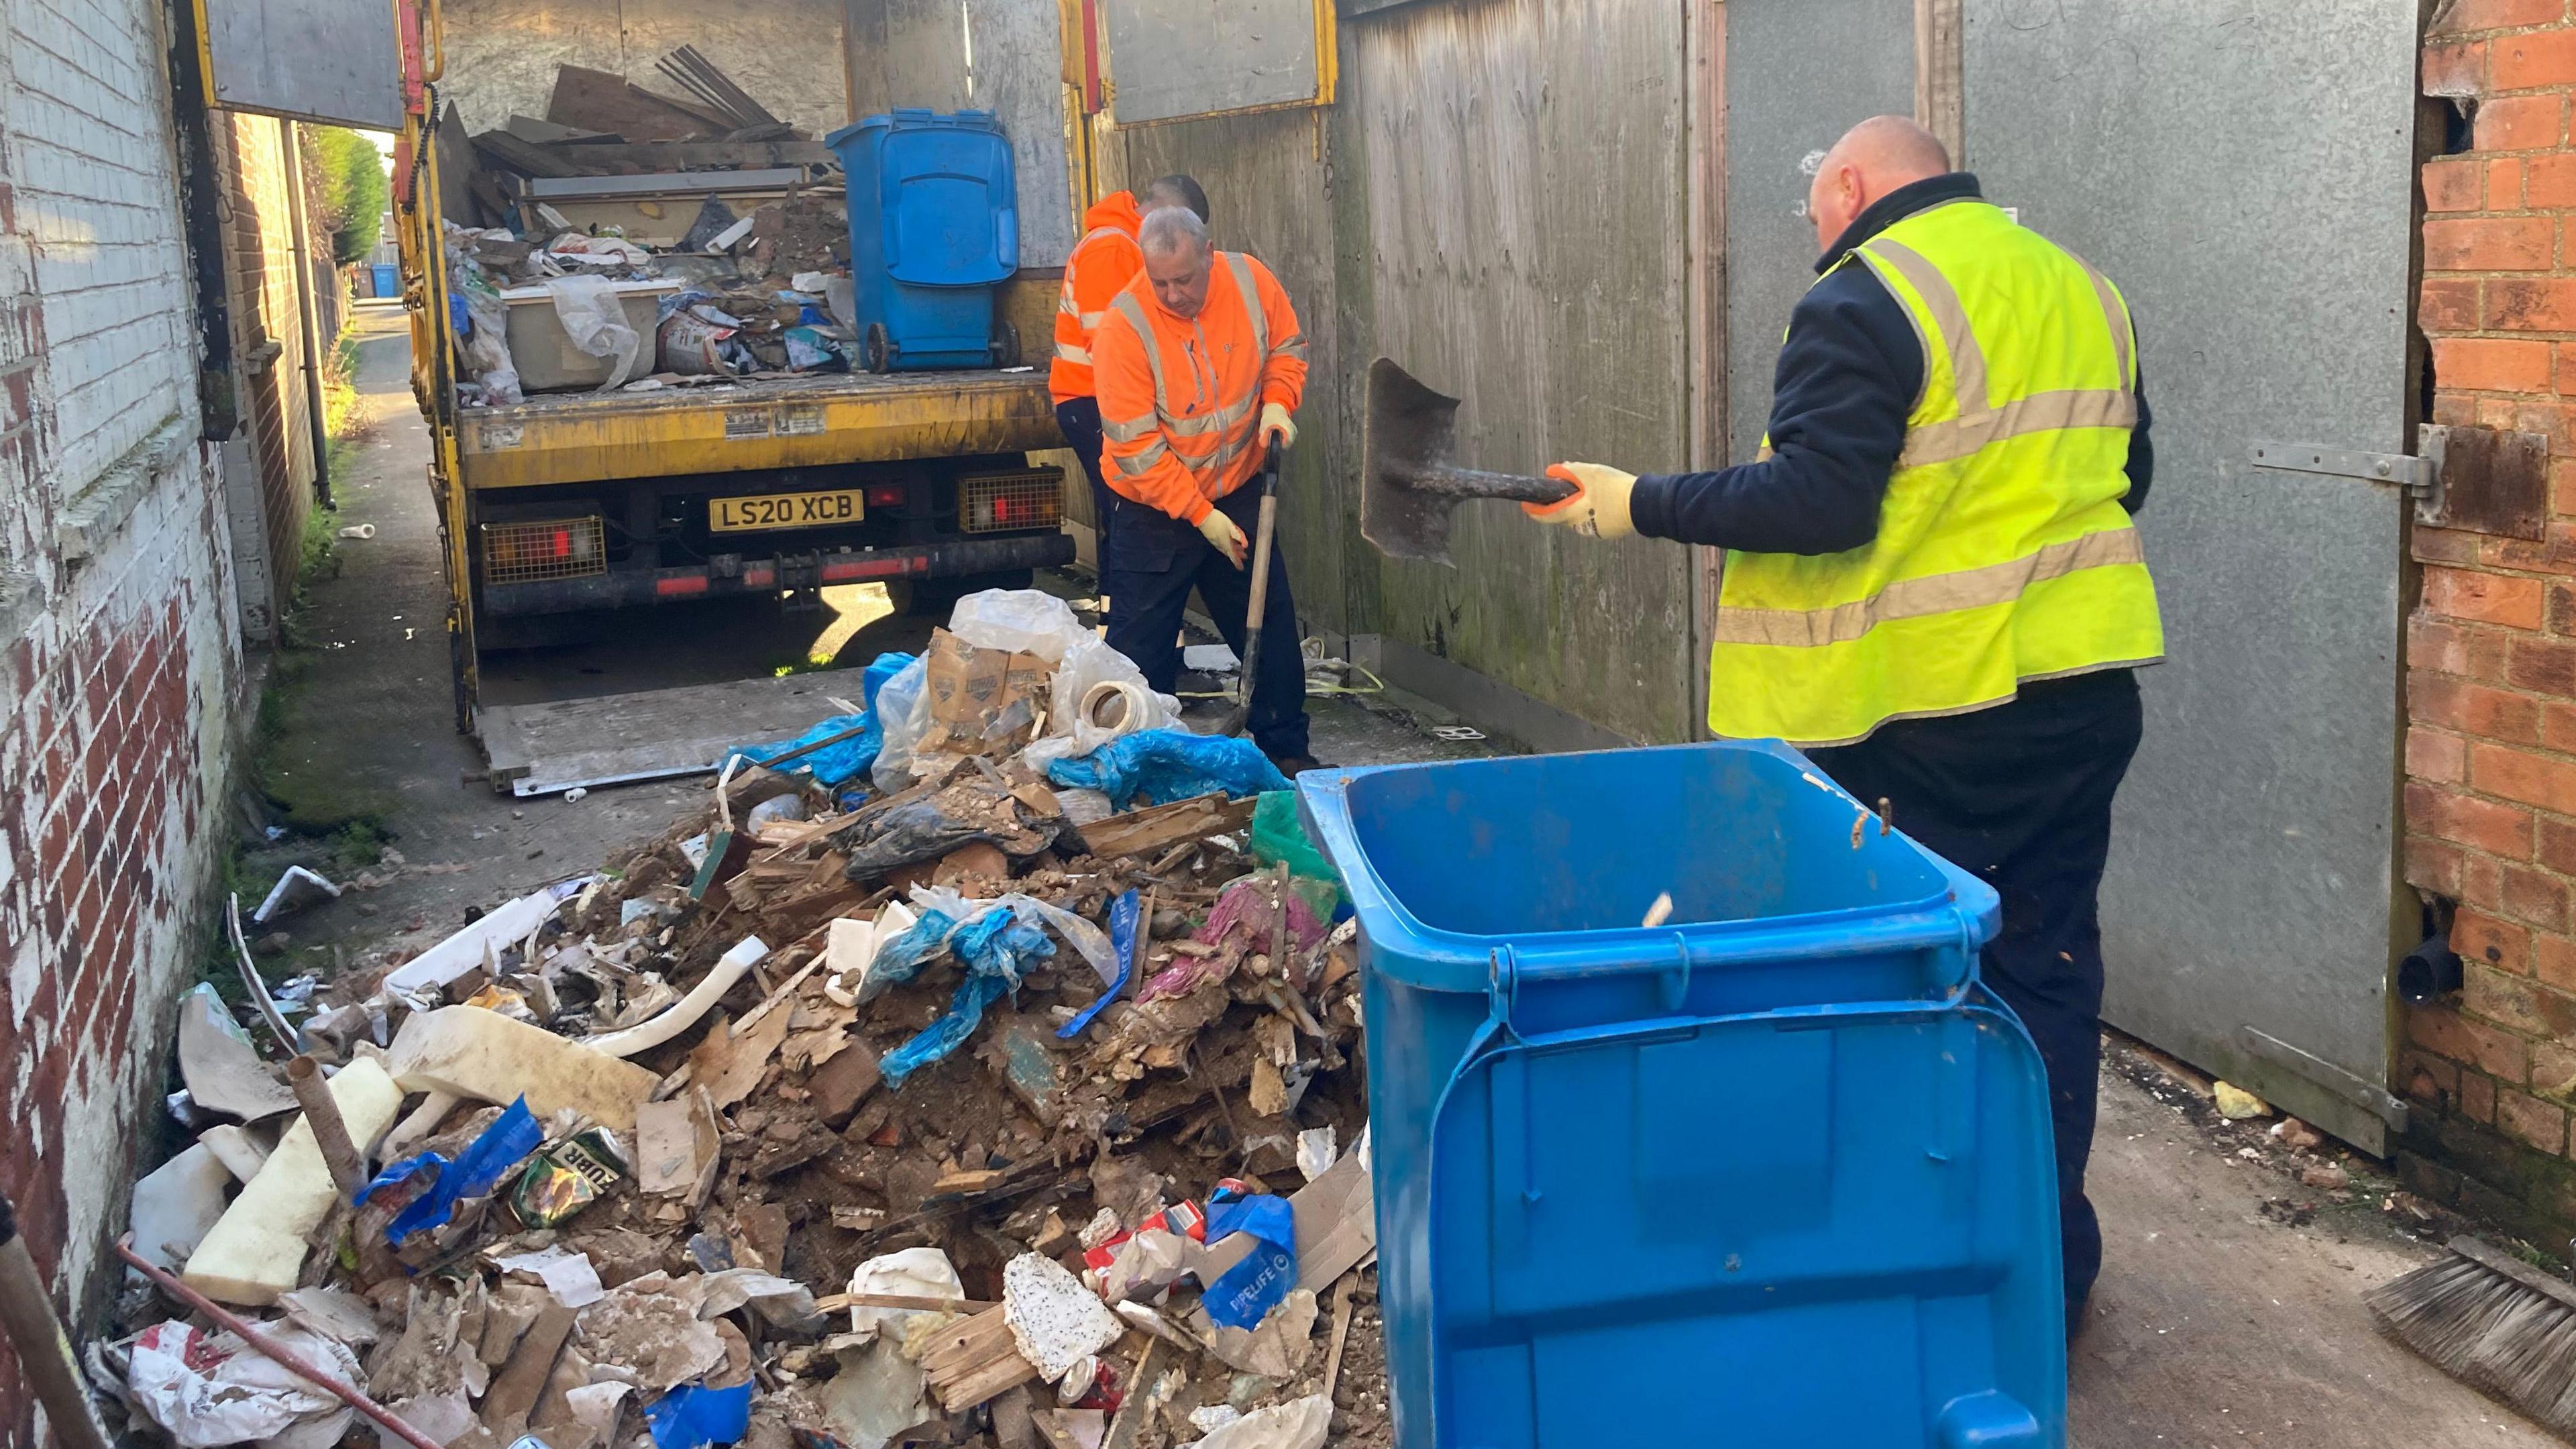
top-left (1807, 115), bottom-right (1953, 252)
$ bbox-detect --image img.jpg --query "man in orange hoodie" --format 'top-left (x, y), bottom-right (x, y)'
top-left (1090, 205), bottom-right (1316, 771)
top-left (1053, 175), bottom-right (1209, 537)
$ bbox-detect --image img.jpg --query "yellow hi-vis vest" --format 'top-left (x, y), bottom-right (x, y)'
top-left (1707, 199), bottom-right (2165, 747)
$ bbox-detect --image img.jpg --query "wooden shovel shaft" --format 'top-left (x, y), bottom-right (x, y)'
top-left (1397, 461), bottom-right (1577, 504)
top-left (0, 1195), bottom-right (111, 1449)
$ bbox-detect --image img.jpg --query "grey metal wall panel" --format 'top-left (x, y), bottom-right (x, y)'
top-left (849, 0), bottom-right (1077, 266)
top-left (1721, 0), bottom-right (1916, 464)
top-left (205, 0), bottom-right (402, 128)
top-left (1348, 0), bottom-right (1697, 745)
top-left (439, 0), bottom-right (847, 143)
top-left (1964, 0), bottom-right (2418, 1150)
top-left (1106, 0), bottom-right (1320, 124)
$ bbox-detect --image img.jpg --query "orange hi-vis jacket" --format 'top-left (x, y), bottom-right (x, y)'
top-left (1091, 251), bottom-right (1308, 525)
top-left (1049, 191), bottom-right (1144, 404)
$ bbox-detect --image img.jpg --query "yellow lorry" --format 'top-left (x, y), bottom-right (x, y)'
top-left (392, 1), bottom-right (1081, 733)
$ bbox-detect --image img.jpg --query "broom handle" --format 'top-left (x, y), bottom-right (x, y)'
top-left (0, 1193), bottom-right (112, 1449)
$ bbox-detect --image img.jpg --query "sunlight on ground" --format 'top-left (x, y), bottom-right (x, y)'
top-left (806, 582), bottom-right (894, 664)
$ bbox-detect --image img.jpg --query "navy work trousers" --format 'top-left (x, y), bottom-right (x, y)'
top-left (1099, 483), bottom-right (1309, 763)
top-left (1053, 396), bottom-right (1120, 539)
top-left (1806, 667), bottom-right (2144, 1336)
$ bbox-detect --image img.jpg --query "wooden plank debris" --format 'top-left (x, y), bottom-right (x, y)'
top-left (1073, 792), bottom-right (1255, 861)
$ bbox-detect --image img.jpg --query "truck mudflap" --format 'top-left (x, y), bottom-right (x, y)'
top-left (479, 531), bottom-right (1074, 615)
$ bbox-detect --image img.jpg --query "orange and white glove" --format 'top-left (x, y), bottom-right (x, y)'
top-left (1525, 463), bottom-right (1637, 541)
top-left (1260, 402), bottom-right (1297, 450)
top-left (1197, 507), bottom-right (1249, 568)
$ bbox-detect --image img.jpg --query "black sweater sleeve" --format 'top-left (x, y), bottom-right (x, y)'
top-left (1627, 269), bottom-right (2157, 545)
top-left (1627, 262), bottom-right (1922, 553)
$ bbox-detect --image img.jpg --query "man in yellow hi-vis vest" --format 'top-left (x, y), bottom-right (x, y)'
top-left (1527, 115), bottom-right (2163, 1335)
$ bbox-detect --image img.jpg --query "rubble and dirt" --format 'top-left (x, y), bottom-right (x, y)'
top-left (97, 591), bottom-right (1378, 1449)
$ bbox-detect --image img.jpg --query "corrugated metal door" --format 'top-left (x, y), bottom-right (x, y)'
top-left (1963, 0), bottom-right (2420, 1150)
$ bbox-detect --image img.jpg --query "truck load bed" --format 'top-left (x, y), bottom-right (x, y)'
top-left (454, 366), bottom-right (1060, 490)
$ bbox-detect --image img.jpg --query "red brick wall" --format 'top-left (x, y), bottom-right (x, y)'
top-left (2405, 0), bottom-right (2576, 1235)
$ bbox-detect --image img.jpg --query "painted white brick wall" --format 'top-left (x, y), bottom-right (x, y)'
top-left (0, 0), bottom-right (246, 1435)
top-left (5, 0), bottom-right (195, 500)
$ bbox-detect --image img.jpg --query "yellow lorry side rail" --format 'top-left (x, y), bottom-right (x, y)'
top-left (395, 0), bottom-right (482, 730)
top-left (455, 373), bottom-right (1064, 490)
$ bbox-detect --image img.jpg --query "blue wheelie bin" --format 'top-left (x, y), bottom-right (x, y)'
top-left (824, 108), bottom-right (1018, 372)
top-left (1299, 740), bottom-right (2065, 1448)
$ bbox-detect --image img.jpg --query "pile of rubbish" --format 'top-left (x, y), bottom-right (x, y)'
top-left (440, 56), bottom-right (857, 405)
top-left (108, 592), bottom-right (1378, 1449)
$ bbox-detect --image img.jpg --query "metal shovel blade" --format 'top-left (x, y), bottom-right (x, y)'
top-left (1360, 358), bottom-right (1576, 567)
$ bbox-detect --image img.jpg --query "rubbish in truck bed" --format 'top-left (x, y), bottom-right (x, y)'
top-left (102, 590), bottom-right (1379, 1449)
top-left (439, 62), bottom-right (859, 405)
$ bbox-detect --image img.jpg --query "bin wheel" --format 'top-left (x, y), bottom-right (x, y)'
top-left (863, 323), bottom-right (893, 374)
top-left (991, 321), bottom-right (1022, 369)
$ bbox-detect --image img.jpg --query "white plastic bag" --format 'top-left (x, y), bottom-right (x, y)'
top-left (947, 590), bottom-right (1091, 663)
top-left (868, 655), bottom-right (932, 793)
top-left (445, 241), bottom-right (521, 405)
top-left (545, 275), bottom-right (642, 391)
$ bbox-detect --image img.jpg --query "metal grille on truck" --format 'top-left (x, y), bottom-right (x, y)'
top-left (958, 468), bottom-right (1064, 535)
top-left (482, 517), bottom-right (606, 584)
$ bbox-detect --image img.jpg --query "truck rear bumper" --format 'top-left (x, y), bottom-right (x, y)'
top-left (480, 531), bottom-right (1074, 616)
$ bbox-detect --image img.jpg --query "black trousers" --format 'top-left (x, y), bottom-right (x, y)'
top-left (1805, 667), bottom-right (2143, 1333)
top-left (1053, 397), bottom-right (1120, 543)
top-left (1100, 484), bottom-right (1310, 762)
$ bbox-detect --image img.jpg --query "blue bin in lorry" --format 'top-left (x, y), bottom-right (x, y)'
top-left (1298, 740), bottom-right (2064, 1448)
top-left (824, 109), bottom-right (1018, 372)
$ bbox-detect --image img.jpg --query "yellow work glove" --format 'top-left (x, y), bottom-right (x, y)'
top-left (1260, 402), bottom-right (1297, 450)
top-left (1197, 507), bottom-right (1249, 568)
top-left (1525, 462), bottom-right (1638, 541)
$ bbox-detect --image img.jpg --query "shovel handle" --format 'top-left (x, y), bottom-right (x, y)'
top-left (1401, 462), bottom-right (1577, 504)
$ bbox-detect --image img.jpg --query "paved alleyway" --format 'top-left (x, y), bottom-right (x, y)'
top-left (252, 309), bottom-right (2555, 1448)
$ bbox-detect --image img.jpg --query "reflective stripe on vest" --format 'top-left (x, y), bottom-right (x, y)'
top-left (1104, 254), bottom-right (1272, 470)
top-left (1707, 199), bottom-right (2164, 746)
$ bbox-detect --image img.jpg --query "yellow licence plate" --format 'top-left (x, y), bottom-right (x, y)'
top-left (710, 489), bottom-right (865, 534)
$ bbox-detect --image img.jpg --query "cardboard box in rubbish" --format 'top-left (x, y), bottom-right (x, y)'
top-left (921, 629), bottom-right (1051, 755)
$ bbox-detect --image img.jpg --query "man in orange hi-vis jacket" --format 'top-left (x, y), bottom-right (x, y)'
top-left (1053, 175), bottom-right (1208, 536)
top-left (1090, 205), bottom-right (1317, 772)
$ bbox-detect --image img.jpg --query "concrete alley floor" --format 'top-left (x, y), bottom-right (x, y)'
top-left (250, 308), bottom-right (2557, 1448)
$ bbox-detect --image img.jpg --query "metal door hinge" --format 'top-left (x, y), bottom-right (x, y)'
top-left (2247, 440), bottom-right (2434, 496)
top-left (2249, 426), bottom-right (2551, 540)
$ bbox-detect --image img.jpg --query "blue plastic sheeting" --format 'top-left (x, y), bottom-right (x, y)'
top-left (722, 653), bottom-right (917, 788)
top-left (646, 1381), bottom-right (754, 1449)
top-left (1201, 1185), bottom-right (1296, 1330)
top-left (881, 910), bottom-right (1055, 1087)
top-left (358, 1097), bottom-right (543, 1244)
top-left (1046, 729), bottom-right (1291, 810)
top-left (1297, 742), bottom-right (2062, 1449)
top-left (728, 712), bottom-right (876, 788)
top-left (1058, 889), bottom-right (1140, 1040)
top-left (856, 910), bottom-right (962, 1003)
top-left (860, 651), bottom-right (914, 711)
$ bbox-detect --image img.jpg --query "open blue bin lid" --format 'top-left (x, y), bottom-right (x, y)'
top-left (1298, 739), bottom-right (2000, 996)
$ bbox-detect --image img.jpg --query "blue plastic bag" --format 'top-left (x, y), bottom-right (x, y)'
top-left (1046, 729), bottom-right (1291, 809)
top-left (1058, 889), bottom-right (1140, 1040)
top-left (861, 651), bottom-right (915, 712)
top-left (1201, 1183), bottom-right (1298, 1330)
top-left (358, 1097), bottom-right (543, 1244)
top-left (856, 908), bottom-right (962, 1003)
top-left (880, 909), bottom-right (1055, 1087)
top-left (727, 712), bottom-right (876, 788)
top-left (647, 1381), bottom-right (753, 1449)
